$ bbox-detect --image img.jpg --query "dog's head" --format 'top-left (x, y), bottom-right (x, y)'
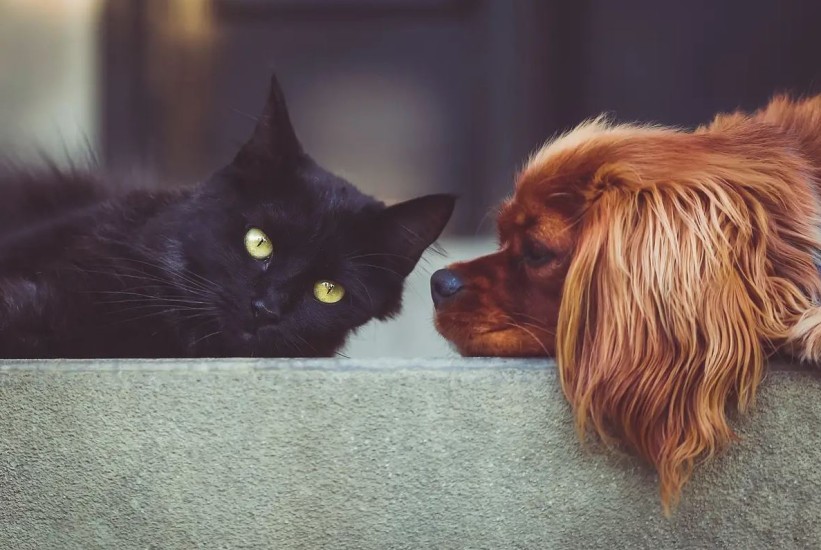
top-left (433, 111), bottom-right (821, 512)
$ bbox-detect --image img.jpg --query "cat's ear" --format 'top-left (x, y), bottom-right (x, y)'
top-left (377, 194), bottom-right (456, 277)
top-left (231, 74), bottom-right (303, 171)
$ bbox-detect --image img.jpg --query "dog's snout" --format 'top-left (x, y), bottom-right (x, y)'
top-left (430, 269), bottom-right (464, 308)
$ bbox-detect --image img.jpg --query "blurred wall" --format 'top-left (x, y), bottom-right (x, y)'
top-left (98, 0), bottom-right (821, 237)
top-left (577, 0), bottom-right (821, 127)
top-left (0, 0), bottom-right (102, 163)
top-left (2, 0), bottom-right (820, 226)
top-left (100, 0), bottom-right (522, 235)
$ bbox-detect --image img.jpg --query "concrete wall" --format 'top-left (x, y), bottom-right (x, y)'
top-left (1, 358), bottom-right (818, 549)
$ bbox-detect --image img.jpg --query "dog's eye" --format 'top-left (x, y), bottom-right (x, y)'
top-left (522, 240), bottom-right (555, 267)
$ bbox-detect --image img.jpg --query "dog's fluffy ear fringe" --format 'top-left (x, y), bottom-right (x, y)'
top-left (556, 165), bottom-right (821, 515)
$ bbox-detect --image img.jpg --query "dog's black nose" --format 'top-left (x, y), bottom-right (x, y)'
top-left (430, 269), bottom-right (464, 308)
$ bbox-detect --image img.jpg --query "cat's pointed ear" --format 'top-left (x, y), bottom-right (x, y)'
top-left (377, 194), bottom-right (457, 277)
top-left (232, 73), bottom-right (303, 171)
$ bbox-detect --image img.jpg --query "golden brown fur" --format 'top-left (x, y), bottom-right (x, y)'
top-left (434, 95), bottom-right (821, 513)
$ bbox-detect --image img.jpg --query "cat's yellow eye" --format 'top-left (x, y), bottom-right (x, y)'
top-left (313, 280), bottom-right (345, 304)
top-left (244, 227), bottom-right (273, 260)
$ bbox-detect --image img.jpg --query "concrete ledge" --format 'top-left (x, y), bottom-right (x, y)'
top-left (1, 359), bottom-right (819, 549)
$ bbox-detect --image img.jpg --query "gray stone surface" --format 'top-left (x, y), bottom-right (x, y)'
top-left (0, 358), bottom-right (819, 550)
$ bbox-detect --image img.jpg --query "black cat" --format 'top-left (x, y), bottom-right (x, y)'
top-left (0, 75), bottom-right (454, 358)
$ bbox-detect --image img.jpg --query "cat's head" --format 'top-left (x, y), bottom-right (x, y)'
top-left (162, 74), bottom-right (455, 356)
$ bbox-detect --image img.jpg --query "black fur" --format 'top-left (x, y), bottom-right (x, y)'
top-left (0, 75), bottom-right (455, 358)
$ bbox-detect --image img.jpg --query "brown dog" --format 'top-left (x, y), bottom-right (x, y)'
top-left (432, 95), bottom-right (821, 513)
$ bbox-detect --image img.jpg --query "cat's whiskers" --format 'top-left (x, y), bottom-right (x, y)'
top-left (346, 252), bottom-right (410, 261)
top-left (90, 292), bottom-right (214, 307)
top-left (101, 308), bottom-right (183, 327)
top-left (189, 329), bottom-right (222, 348)
top-left (103, 304), bottom-right (211, 315)
top-left (100, 303), bottom-right (214, 315)
top-left (289, 333), bottom-right (322, 357)
top-left (73, 262), bottom-right (218, 305)
top-left (187, 314), bottom-right (221, 336)
top-left (103, 304), bottom-right (217, 328)
top-left (74, 257), bottom-right (225, 320)
top-left (347, 275), bottom-right (374, 310)
top-left (350, 262), bottom-right (403, 278)
top-left (116, 258), bottom-right (217, 296)
top-left (89, 240), bottom-right (222, 295)
top-left (69, 265), bottom-right (174, 291)
top-left (88, 286), bottom-right (207, 298)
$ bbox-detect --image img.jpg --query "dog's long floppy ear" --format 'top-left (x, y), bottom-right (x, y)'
top-left (555, 163), bottom-right (820, 514)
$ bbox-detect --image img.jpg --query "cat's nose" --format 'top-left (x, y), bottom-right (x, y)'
top-left (252, 299), bottom-right (281, 325)
top-left (430, 269), bottom-right (464, 309)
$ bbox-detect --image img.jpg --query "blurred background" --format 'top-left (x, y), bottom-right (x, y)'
top-left (1, 0), bottom-right (820, 357)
